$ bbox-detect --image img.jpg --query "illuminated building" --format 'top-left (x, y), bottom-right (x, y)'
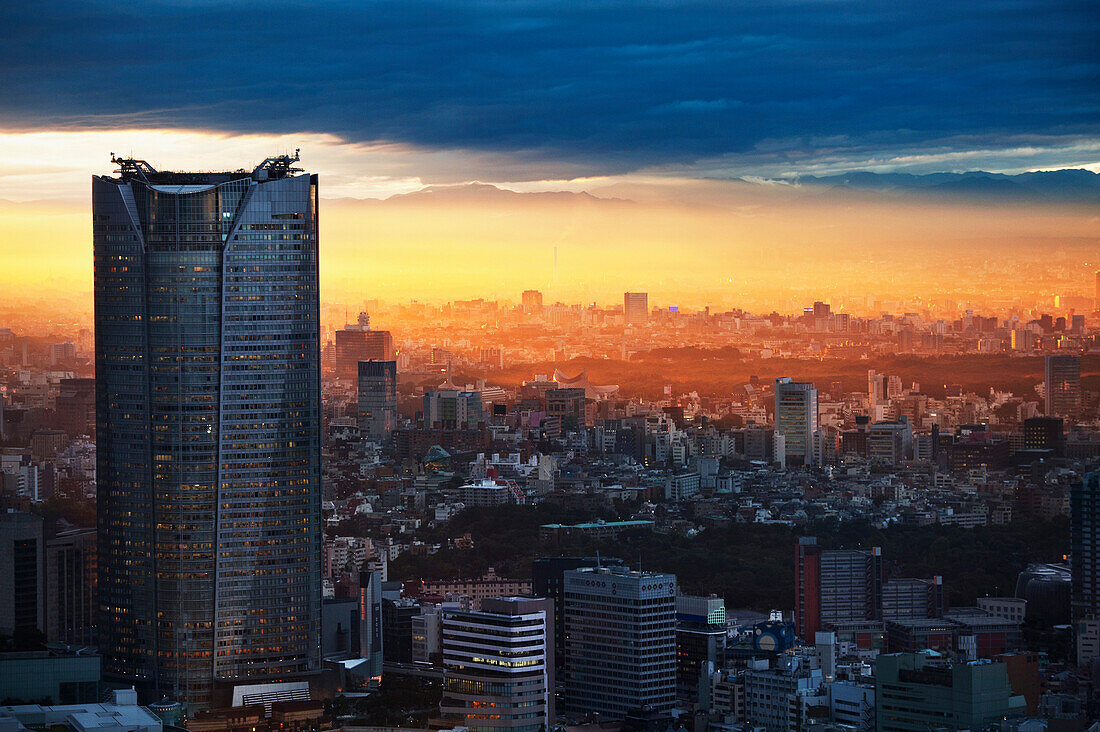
top-left (93, 154), bottom-right (322, 708)
top-left (562, 566), bottom-right (676, 718)
top-left (675, 595), bottom-right (726, 703)
top-left (440, 597), bottom-right (552, 732)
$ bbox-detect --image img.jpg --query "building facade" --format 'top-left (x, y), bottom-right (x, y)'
top-left (775, 378), bottom-right (819, 467)
top-left (1044, 354), bottom-right (1081, 419)
top-left (93, 154), bottom-right (322, 709)
top-left (357, 360), bottom-right (397, 441)
top-left (562, 566), bottom-right (676, 718)
top-left (440, 597), bottom-right (551, 732)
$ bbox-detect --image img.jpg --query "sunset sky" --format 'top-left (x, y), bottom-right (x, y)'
top-left (1, 1), bottom-right (1097, 307)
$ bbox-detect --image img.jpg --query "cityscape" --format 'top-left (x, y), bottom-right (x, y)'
top-left (2, 2), bottom-right (1100, 732)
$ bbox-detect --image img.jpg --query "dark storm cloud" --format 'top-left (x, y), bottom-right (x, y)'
top-left (1, 0), bottom-right (1096, 177)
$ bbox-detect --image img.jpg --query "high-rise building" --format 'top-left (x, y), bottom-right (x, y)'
top-left (623, 292), bottom-right (649, 325)
top-left (774, 378), bottom-right (818, 467)
top-left (532, 556), bottom-right (624, 692)
top-left (335, 313), bottom-right (394, 381)
top-left (563, 566), bottom-right (676, 718)
top-left (46, 528), bottom-right (97, 646)
top-left (675, 595), bottom-right (727, 703)
top-left (1045, 354), bottom-right (1081, 419)
top-left (93, 154), bottom-right (322, 708)
top-left (795, 537), bottom-right (882, 640)
top-left (440, 597), bottom-right (552, 732)
top-left (357, 360), bottom-right (397, 441)
top-left (0, 511), bottom-right (45, 637)
top-left (1071, 473), bottom-right (1100, 621)
top-left (521, 290), bottom-right (544, 310)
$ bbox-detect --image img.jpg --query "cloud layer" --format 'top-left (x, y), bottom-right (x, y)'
top-left (2, 0), bottom-right (1097, 178)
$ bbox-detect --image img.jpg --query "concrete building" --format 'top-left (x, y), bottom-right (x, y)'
top-left (562, 566), bottom-right (676, 718)
top-left (440, 597), bottom-right (551, 732)
top-left (0, 511), bottom-right (45, 637)
top-left (874, 653), bottom-right (1025, 731)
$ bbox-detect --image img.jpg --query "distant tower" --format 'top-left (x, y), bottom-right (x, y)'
top-left (624, 292), bottom-right (649, 324)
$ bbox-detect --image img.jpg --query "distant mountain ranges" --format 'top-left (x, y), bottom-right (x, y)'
top-left (786, 168), bottom-right (1100, 203)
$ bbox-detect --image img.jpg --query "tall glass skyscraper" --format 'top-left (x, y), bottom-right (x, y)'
top-left (93, 153), bottom-right (322, 709)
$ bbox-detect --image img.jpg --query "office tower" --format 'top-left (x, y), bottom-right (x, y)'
top-left (93, 154), bottom-right (322, 708)
top-left (623, 292), bottom-right (649, 324)
top-left (1044, 354), bottom-right (1081, 419)
top-left (358, 571), bottom-right (384, 689)
top-left (0, 511), bottom-right (45, 636)
top-left (357, 360), bottom-right (397, 441)
top-left (46, 528), bottom-right (97, 646)
top-left (563, 566), bottom-right (676, 718)
top-left (532, 556), bottom-right (623, 690)
top-left (875, 654), bottom-right (1025, 731)
top-left (335, 313), bottom-right (394, 380)
top-left (675, 595), bottom-right (727, 703)
top-left (1023, 416), bottom-right (1065, 456)
top-left (423, 390), bottom-right (483, 429)
top-left (521, 289), bottom-right (543, 310)
top-left (382, 597), bottom-right (420, 663)
top-left (1095, 270), bottom-right (1100, 311)
top-left (440, 597), bottom-right (552, 732)
top-left (1071, 473), bottom-right (1100, 621)
top-left (795, 537), bottom-right (882, 640)
top-left (774, 378), bottom-right (818, 467)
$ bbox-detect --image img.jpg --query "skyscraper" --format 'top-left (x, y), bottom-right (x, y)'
top-left (1071, 473), bottom-right (1100, 621)
top-left (562, 566), bottom-right (676, 718)
top-left (774, 378), bottom-right (819, 467)
top-left (358, 360), bottom-right (397, 441)
top-left (1044, 354), bottom-right (1081, 419)
top-left (93, 154), bottom-right (322, 708)
top-left (335, 313), bottom-right (394, 381)
top-left (623, 292), bottom-right (649, 324)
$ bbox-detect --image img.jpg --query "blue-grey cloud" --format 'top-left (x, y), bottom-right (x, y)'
top-left (1, 0), bottom-right (1097, 178)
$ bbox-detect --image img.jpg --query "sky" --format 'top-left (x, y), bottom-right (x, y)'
top-left (0, 0), bottom-right (1097, 307)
